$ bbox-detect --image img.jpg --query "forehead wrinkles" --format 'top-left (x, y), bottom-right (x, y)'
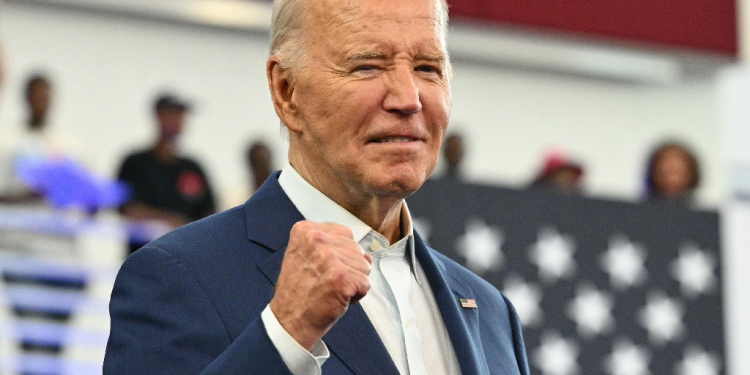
top-left (307, 0), bottom-right (361, 34)
top-left (308, 0), bottom-right (445, 46)
top-left (324, 23), bottom-right (446, 66)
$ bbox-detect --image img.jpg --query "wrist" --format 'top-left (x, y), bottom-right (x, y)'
top-left (270, 299), bottom-right (320, 351)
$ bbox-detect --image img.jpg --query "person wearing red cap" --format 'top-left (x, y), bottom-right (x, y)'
top-left (530, 151), bottom-right (584, 194)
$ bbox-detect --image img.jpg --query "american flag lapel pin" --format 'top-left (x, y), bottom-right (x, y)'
top-left (459, 298), bottom-right (477, 309)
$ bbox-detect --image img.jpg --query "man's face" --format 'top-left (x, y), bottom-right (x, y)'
top-left (27, 81), bottom-right (51, 119)
top-left (287, 0), bottom-right (451, 201)
top-left (156, 107), bottom-right (185, 143)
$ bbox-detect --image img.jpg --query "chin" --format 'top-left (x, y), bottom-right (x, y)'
top-left (370, 168), bottom-right (429, 197)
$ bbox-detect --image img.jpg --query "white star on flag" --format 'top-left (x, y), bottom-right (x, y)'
top-left (503, 275), bottom-right (543, 327)
top-left (670, 243), bottom-right (716, 298)
top-left (533, 331), bottom-right (580, 375)
top-left (674, 345), bottom-right (721, 375)
top-left (529, 227), bottom-right (576, 283)
top-left (567, 283), bottom-right (614, 338)
top-left (604, 339), bottom-right (651, 375)
top-left (600, 236), bottom-right (647, 290)
top-left (455, 218), bottom-right (503, 275)
top-left (638, 291), bottom-right (685, 345)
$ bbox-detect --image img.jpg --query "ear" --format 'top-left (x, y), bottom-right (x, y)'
top-left (267, 56), bottom-right (303, 133)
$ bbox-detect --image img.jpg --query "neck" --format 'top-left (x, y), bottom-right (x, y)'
top-left (153, 141), bottom-right (175, 162)
top-left (28, 116), bottom-right (45, 130)
top-left (349, 199), bottom-right (404, 244)
top-left (289, 151), bottom-right (405, 244)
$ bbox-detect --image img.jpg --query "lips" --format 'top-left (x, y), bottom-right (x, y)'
top-left (372, 136), bottom-right (417, 143)
top-left (367, 130), bottom-right (425, 144)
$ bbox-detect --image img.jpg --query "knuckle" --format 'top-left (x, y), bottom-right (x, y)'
top-left (361, 280), bottom-right (371, 293)
top-left (306, 229), bottom-right (326, 245)
top-left (339, 226), bottom-right (354, 238)
top-left (314, 246), bottom-right (334, 263)
top-left (292, 220), bottom-right (313, 233)
top-left (330, 264), bottom-right (349, 284)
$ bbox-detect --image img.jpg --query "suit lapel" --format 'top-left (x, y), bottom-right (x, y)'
top-left (245, 172), bottom-right (302, 285)
top-left (414, 232), bottom-right (490, 375)
top-left (322, 304), bottom-right (401, 375)
top-left (245, 172), bottom-right (399, 375)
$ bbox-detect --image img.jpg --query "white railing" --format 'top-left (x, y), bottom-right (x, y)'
top-left (0, 206), bottom-right (168, 375)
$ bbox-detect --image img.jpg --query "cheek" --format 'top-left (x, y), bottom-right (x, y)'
top-left (305, 78), bottom-right (372, 124)
top-left (422, 82), bottom-right (451, 115)
top-left (425, 92), bottom-right (451, 140)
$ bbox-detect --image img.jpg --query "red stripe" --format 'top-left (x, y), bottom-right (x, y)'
top-left (448, 0), bottom-right (737, 55)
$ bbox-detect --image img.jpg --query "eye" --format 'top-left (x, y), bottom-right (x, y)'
top-left (415, 65), bottom-right (440, 74)
top-left (353, 65), bottom-right (379, 72)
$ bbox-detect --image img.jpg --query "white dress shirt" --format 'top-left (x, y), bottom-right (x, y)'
top-left (261, 164), bottom-right (461, 375)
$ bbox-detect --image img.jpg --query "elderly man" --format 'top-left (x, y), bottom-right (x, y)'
top-left (103, 0), bottom-right (529, 373)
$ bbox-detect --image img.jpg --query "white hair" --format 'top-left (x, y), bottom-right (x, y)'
top-left (270, 0), bottom-right (450, 75)
top-left (270, 0), bottom-right (309, 75)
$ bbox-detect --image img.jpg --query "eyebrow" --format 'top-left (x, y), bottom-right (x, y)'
top-left (344, 51), bottom-right (447, 64)
top-left (344, 51), bottom-right (386, 63)
top-left (415, 52), bottom-right (447, 63)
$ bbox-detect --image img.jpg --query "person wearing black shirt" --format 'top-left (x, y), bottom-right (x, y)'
top-left (117, 93), bottom-right (216, 255)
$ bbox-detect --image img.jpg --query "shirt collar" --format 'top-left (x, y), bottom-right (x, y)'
top-left (279, 163), bottom-right (372, 242)
top-left (278, 164), bottom-right (419, 277)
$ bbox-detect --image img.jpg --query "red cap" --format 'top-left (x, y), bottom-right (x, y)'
top-left (540, 151), bottom-right (583, 179)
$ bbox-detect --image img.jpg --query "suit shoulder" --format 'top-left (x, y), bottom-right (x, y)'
top-left (148, 206), bottom-right (247, 260)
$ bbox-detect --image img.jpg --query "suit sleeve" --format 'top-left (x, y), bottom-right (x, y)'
top-left (103, 246), bottom-right (293, 375)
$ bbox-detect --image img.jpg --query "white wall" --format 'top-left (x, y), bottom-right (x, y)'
top-left (449, 64), bottom-right (719, 202)
top-left (1, 2), bottom-right (284, 209)
top-left (0, 2), bottom-right (723, 208)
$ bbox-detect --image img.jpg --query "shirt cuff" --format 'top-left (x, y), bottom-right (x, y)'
top-left (261, 304), bottom-right (330, 375)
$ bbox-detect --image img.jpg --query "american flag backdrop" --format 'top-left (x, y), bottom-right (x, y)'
top-left (407, 179), bottom-right (724, 375)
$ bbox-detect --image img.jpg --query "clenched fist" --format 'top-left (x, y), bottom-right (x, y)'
top-left (270, 221), bottom-right (373, 350)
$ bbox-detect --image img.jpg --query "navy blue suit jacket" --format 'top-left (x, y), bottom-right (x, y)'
top-left (104, 172), bottom-right (529, 374)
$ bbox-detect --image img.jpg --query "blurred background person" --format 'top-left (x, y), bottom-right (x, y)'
top-left (442, 132), bottom-right (465, 180)
top-left (223, 139), bottom-right (275, 209)
top-left (117, 92), bottom-right (216, 255)
top-left (644, 141), bottom-right (700, 203)
top-left (530, 150), bottom-right (584, 194)
top-left (0, 73), bottom-right (86, 204)
top-left (247, 140), bottom-right (273, 193)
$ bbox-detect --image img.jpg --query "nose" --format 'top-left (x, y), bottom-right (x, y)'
top-left (383, 66), bottom-right (422, 116)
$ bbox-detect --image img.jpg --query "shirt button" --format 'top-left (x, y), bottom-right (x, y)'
top-left (370, 241), bottom-right (382, 251)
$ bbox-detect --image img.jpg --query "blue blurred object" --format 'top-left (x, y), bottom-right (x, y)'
top-left (15, 156), bottom-right (130, 210)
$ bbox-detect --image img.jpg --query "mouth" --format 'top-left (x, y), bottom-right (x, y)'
top-left (371, 136), bottom-right (418, 143)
